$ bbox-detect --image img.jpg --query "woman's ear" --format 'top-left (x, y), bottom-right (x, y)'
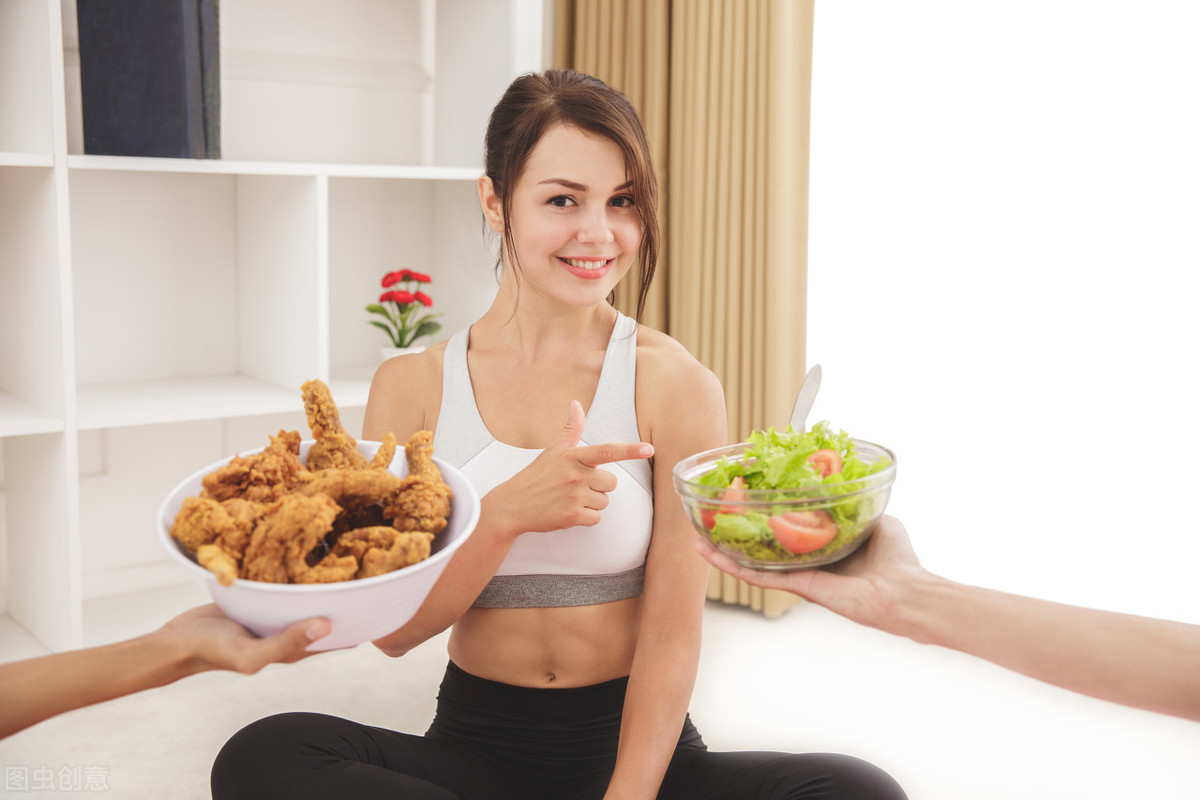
top-left (478, 176), bottom-right (505, 234)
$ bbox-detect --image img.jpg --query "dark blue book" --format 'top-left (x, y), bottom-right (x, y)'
top-left (77, 0), bottom-right (221, 159)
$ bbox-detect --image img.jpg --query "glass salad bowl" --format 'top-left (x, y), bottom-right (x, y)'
top-left (673, 437), bottom-right (897, 571)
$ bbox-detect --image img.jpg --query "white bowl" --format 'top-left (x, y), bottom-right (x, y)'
top-left (157, 439), bottom-right (480, 651)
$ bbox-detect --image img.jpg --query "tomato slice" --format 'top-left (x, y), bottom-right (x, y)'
top-left (806, 448), bottom-right (843, 478)
top-left (700, 476), bottom-right (748, 529)
top-left (768, 510), bottom-right (838, 553)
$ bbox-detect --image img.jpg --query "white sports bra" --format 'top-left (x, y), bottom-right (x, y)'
top-left (432, 311), bottom-right (653, 608)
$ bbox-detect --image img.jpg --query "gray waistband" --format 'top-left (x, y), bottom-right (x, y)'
top-left (472, 565), bottom-right (645, 609)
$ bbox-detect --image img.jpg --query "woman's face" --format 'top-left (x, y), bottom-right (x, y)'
top-left (487, 123), bottom-right (642, 308)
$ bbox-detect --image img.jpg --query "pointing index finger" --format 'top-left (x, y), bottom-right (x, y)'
top-left (574, 442), bottom-right (654, 467)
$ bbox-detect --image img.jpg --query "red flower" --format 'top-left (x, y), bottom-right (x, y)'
top-left (381, 269), bottom-right (430, 288)
top-left (380, 290), bottom-right (416, 305)
top-left (414, 291), bottom-right (433, 307)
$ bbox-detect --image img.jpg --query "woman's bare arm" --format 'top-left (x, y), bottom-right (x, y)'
top-left (0, 605), bottom-right (328, 740)
top-left (698, 516), bottom-right (1200, 722)
top-left (604, 343), bottom-right (727, 798)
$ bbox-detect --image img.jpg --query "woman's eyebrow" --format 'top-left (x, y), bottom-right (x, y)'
top-left (538, 178), bottom-right (634, 192)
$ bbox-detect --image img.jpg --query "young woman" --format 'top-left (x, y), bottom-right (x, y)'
top-left (211, 70), bottom-right (906, 800)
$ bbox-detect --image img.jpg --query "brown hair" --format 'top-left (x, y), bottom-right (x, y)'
top-left (483, 69), bottom-right (660, 321)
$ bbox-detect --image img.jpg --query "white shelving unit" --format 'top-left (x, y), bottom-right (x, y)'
top-left (0, 0), bottom-right (548, 656)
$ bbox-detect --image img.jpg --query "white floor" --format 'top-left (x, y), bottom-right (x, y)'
top-left (3, 591), bottom-right (1199, 799)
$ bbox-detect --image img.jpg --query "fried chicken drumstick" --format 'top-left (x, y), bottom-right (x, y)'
top-left (302, 379), bottom-right (368, 471)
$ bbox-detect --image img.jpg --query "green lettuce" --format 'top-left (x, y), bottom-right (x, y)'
top-left (699, 421), bottom-right (893, 563)
top-left (709, 512), bottom-right (791, 562)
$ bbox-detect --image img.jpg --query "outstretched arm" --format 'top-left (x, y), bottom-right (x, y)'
top-left (0, 605), bottom-right (329, 739)
top-left (697, 516), bottom-right (1200, 722)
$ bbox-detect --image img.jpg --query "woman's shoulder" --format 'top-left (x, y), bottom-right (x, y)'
top-left (373, 340), bottom-right (446, 386)
top-left (635, 325), bottom-right (712, 375)
top-left (363, 341), bottom-right (447, 439)
top-left (634, 326), bottom-right (724, 414)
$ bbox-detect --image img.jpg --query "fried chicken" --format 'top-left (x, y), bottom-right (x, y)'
top-left (242, 494), bottom-right (344, 583)
top-left (332, 526), bottom-right (435, 579)
top-left (201, 430), bottom-right (308, 503)
top-left (170, 497), bottom-right (270, 586)
top-left (170, 497), bottom-right (234, 554)
top-left (385, 431), bottom-right (453, 536)
top-left (197, 543), bottom-right (240, 586)
top-left (216, 497), bottom-right (267, 561)
top-left (302, 379), bottom-right (368, 471)
top-left (298, 467), bottom-right (407, 511)
top-left (367, 431), bottom-right (398, 471)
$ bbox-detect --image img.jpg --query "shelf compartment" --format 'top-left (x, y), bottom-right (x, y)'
top-left (76, 414), bottom-right (307, 604)
top-left (0, 166), bottom-right (68, 435)
top-left (0, 613), bottom-right (52, 665)
top-left (0, 0), bottom-right (56, 156)
top-left (1, 433), bottom-right (80, 652)
top-left (327, 177), bottom-right (497, 383)
top-left (218, 0), bottom-right (427, 165)
top-left (75, 375), bottom-right (302, 430)
top-left (68, 169), bottom-right (322, 424)
top-left (0, 391), bottom-right (65, 437)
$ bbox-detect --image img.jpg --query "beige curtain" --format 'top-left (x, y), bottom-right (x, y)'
top-left (556, 0), bottom-right (814, 618)
top-left (556, 0), bottom-right (813, 438)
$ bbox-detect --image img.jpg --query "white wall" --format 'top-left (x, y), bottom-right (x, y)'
top-left (793, 0), bottom-right (1200, 796)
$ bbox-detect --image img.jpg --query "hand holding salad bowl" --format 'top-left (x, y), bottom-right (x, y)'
top-left (673, 422), bottom-right (896, 571)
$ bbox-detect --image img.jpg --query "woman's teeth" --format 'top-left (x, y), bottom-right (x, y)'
top-left (564, 258), bottom-right (608, 270)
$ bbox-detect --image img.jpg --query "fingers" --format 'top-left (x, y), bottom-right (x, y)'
top-left (549, 400), bottom-right (652, 466)
top-left (693, 538), bottom-right (796, 593)
top-left (575, 441), bottom-right (654, 467)
top-left (585, 487), bottom-right (611, 511)
top-left (247, 617), bottom-right (331, 669)
top-left (588, 467), bottom-right (618, 494)
top-left (553, 400), bottom-right (586, 449)
top-left (694, 538), bottom-right (752, 580)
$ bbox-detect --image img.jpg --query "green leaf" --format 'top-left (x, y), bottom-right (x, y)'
top-left (710, 511), bottom-right (773, 542)
top-left (369, 320), bottom-right (400, 346)
top-left (412, 318), bottom-right (442, 339)
top-left (366, 306), bottom-right (397, 324)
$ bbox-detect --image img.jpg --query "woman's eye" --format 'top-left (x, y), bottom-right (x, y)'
top-left (548, 195), bottom-right (575, 207)
top-left (610, 195), bottom-right (635, 208)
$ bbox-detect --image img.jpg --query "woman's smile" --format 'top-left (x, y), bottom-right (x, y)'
top-left (559, 256), bottom-right (614, 279)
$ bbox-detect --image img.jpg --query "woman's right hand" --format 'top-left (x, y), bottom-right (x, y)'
top-left (484, 400), bottom-right (654, 540)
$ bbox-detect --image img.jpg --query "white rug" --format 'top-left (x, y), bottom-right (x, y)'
top-left (4, 603), bottom-right (1200, 799)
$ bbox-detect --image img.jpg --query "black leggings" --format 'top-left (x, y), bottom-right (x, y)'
top-left (211, 661), bottom-right (905, 800)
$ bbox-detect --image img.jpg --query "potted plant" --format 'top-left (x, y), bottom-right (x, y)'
top-left (367, 269), bottom-right (443, 360)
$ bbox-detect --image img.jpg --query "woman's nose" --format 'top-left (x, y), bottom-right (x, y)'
top-left (576, 205), bottom-right (615, 244)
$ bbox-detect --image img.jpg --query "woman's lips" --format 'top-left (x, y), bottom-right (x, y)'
top-left (559, 256), bottom-right (613, 280)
